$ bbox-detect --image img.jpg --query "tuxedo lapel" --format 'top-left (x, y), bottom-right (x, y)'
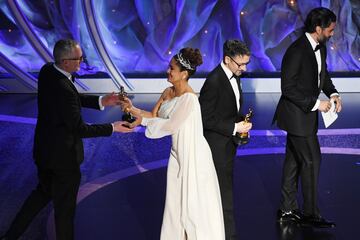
top-left (226, 76), bottom-right (239, 113)
top-left (218, 66), bottom-right (238, 113)
top-left (236, 77), bottom-right (243, 112)
top-left (66, 79), bottom-right (79, 95)
top-left (303, 36), bottom-right (319, 88)
top-left (319, 48), bottom-right (326, 90)
top-left (59, 73), bottom-right (79, 96)
top-left (51, 64), bottom-right (79, 95)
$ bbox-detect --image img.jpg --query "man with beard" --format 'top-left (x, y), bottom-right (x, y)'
top-left (273, 7), bottom-right (342, 228)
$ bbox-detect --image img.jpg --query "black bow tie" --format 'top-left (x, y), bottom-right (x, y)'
top-left (231, 74), bottom-right (238, 80)
top-left (71, 74), bottom-right (78, 83)
top-left (314, 44), bottom-right (322, 52)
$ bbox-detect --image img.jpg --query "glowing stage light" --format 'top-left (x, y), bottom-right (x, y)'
top-left (287, 0), bottom-right (296, 7)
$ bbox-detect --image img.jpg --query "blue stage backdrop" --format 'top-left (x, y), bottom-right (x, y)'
top-left (0, 0), bottom-right (359, 76)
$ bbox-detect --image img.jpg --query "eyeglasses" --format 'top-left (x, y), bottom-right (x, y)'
top-left (228, 55), bottom-right (249, 68)
top-left (62, 56), bottom-right (84, 62)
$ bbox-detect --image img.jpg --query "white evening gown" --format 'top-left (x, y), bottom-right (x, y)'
top-left (141, 93), bottom-right (225, 240)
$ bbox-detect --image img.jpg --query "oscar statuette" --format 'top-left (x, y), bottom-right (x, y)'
top-left (233, 108), bottom-right (253, 145)
top-left (118, 86), bottom-right (136, 123)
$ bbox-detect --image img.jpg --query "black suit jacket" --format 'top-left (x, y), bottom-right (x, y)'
top-left (273, 35), bottom-right (338, 136)
top-left (199, 64), bottom-right (243, 148)
top-left (33, 63), bottom-right (113, 170)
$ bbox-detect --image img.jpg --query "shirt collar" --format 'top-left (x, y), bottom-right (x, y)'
top-left (305, 32), bottom-right (319, 51)
top-left (220, 61), bottom-right (234, 81)
top-left (53, 63), bottom-right (72, 82)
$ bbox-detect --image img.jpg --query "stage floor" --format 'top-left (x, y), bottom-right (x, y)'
top-left (0, 93), bottom-right (359, 240)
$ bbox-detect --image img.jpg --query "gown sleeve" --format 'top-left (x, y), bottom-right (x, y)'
top-left (141, 93), bottom-right (196, 139)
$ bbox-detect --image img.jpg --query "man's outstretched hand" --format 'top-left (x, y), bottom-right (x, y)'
top-left (102, 92), bottom-right (121, 107)
top-left (113, 121), bottom-right (134, 133)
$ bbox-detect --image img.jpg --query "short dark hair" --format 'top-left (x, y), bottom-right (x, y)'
top-left (223, 39), bottom-right (250, 60)
top-left (53, 39), bottom-right (80, 64)
top-left (304, 7), bottom-right (336, 33)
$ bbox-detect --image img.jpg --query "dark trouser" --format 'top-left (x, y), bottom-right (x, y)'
top-left (211, 139), bottom-right (238, 240)
top-left (5, 167), bottom-right (81, 240)
top-left (280, 134), bottom-right (321, 216)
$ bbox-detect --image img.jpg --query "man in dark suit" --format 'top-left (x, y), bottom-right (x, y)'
top-left (1, 39), bottom-right (132, 240)
top-left (199, 40), bottom-right (252, 240)
top-left (273, 8), bottom-right (342, 228)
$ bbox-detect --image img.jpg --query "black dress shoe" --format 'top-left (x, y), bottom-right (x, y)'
top-left (277, 221), bottom-right (300, 240)
top-left (301, 215), bottom-right (336, 228)
top-left (277, 209), bottom-right (303, 223)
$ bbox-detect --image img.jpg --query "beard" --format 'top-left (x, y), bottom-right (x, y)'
top-left (318, 34), bottom-right (330, 44)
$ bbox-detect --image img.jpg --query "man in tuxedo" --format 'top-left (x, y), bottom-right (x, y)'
top-left (1, 39), bottom-right (132, 240)
top-left (199, 40), bottom-right (252, 240)
top-left (273, 7), bottom-right (342, 228)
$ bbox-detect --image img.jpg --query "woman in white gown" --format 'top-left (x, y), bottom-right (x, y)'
top-left (121, 48), bottom-right (225, 240)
